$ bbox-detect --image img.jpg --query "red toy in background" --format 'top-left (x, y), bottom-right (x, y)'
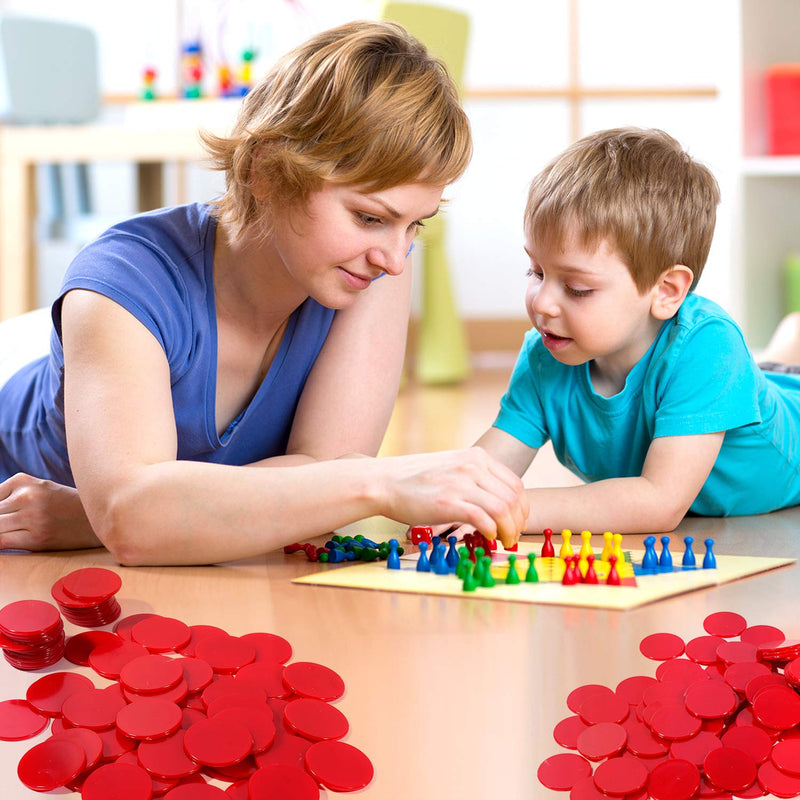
top-left (766, 63), bottom-right (800, 155)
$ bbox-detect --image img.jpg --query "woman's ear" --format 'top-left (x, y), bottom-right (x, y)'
top-left (650, 265), bottom-right (694, 320)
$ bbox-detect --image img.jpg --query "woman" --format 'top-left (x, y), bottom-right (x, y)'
top-left (0, 21), bottom-right (527, 565)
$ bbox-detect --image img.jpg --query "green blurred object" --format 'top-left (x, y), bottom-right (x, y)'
top-left (786, 252), bottom-right (800, 314)
top-left (381, 2), bottom-right (471, 384)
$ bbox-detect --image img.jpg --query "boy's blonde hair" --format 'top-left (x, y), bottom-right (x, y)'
top-left (524, 127), bottom-right (720, 292)
top-left (202, 20), bottom-right (472, 240)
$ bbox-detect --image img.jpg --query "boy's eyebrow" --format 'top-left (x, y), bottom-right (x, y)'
top-left (523, 247), bottom-right (602, 277)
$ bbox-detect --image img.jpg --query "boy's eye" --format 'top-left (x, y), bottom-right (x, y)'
top-left (565, 286), bottom-right (593, 297)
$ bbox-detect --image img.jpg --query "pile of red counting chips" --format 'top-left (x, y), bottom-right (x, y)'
top-left (538, 612), bottom-right (800, 799)
top-left (0, 569), bottom-right (374, 799)
top-left (0, 599), bottom-right (66, 670)
top-left (51, 567), bottom-right (123, 628)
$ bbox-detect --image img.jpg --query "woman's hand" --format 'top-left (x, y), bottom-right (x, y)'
top-left (376, 447), bottom-right (528, 550)
top-left (0, 473), bottom-right (101, 551)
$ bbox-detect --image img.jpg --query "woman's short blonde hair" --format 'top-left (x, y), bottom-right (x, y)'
top-left (525, 127), bottom-right (720, 292)
top-left (202, 20), bottom-right (472, 240)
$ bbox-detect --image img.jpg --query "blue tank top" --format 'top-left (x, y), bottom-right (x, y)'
top-left (0, 203), bottom-right (335, 485)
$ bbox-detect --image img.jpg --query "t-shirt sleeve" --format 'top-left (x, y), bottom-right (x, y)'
top-left (493, 331), bottom-right (550, 448)
top-left (52, 232), bottom-right (192, 363)
top-left (652, 316), bottom-right (762, 438)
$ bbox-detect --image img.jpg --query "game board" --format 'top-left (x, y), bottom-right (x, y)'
top-left (292, 539), bottom-right (795, 610)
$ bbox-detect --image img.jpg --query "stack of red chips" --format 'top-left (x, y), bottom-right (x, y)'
top-left (0, 599), bottom-right (66, 670)
top-left (50, 568), bottom-right (122, 627)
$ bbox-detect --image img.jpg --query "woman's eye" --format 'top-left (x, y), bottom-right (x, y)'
top-left (356, 213), bottom-right (382, 226)
top-left (526, 267), bottom-right (542, 280)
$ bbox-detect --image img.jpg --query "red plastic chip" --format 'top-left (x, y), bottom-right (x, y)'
top-left (248, 764), bottom-right (319, 800)
top-left (182, 715), bottom-right (253, 767)
top-left (0, 698), bottom-right (49, 740)
top-left (752, 684), bottom-right (800, 730)
top-left (17, 738), bottom-right (86, 791)
top-left (61, 567), bottom-right (122, 602)
top-left (131, 615), bottom-right (192, 653)
top-left (703, 611), bottom-right (747, 638)
top-left (136, 728), bottom-right (200, 780)
top-left (26, 671), bottom-right (95, 717)
top-left (592, 755), bottom-right (648, 796)
top-left (195, 635), bottom-right (256, 674)
top-left (575, 721), bottom-right (627, 761)
top-left (239, 632), bottom-right (293, 664)
top-left (304, 740), bottom-right (375, 792)
top-left (120, 653), bottom-right (184, 694)
top-left (720, 724), bottom-right (773, 765)
top-left (116, 696), bottom-right (182, 741)
top-left (703, 746), bottom-right (757, 792)
top-left (282, 661), bottom-right (345, 702)
top-left (647, 758), bottom-right (701, 800)
top-left (283, 698), bottom-right (349, 742)
top-left (639, 632), bottom-right (685, 661)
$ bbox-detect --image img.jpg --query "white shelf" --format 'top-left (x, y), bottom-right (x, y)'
top-left (741, 156), bottom-right (800, 177)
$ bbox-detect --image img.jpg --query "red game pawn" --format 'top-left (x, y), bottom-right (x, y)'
top-left (583, 554), bottom-right (599, 584)
top-left (606, 555), bottom-right (621, 586)
top-left (562, 556), bottom-right (579, 586)
top-left (541, 528), bottom-right (555, 558)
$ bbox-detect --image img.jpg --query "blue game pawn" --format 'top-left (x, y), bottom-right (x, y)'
top-left (386, 538), bottom-right (401, 570)
top-left (416, 541), bottom-right (431, 572)
top-left (659, 536), bottom-right (672, 569)
top-left (445, 536), bottom-right (460, 570)
top-left (433, 544), bottom-right (450, 575)
top-left (703, 538), bottom-right (717, 569)
top-left (682, 536), bottom-right (696, 567)
top-left (641, 535), bottom-right (658, 570)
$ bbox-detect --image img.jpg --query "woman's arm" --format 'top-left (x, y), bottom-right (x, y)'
top-left (62, 289), bottom-right (527, 566)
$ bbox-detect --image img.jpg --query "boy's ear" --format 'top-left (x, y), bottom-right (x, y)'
top-left (650, 265), bottom-right (694, 320)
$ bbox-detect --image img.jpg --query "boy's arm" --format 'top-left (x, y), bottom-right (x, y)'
top-left (522, 431), bottom-right (725, 534)
top-left (474, 427), bottom-right (539, 477)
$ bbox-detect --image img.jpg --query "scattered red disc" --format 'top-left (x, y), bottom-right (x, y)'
top-left (177, 625), bottom-right (229, 657)
top-left (745, 672), bottom-right (788, 704)
top-left (716, 640), bottom-right (758, 665)
top-left (704, 746), bottom-right (757, 792)
top-left (655, 658), bottom-right (708, 687)
top-left (669, 730), bottom-right (723, 767)
top-left (759, 759), bottom-right (800, 796)
top-left (182, 715), bottom-right (253, 767)
top-left (622, 717), bottom-right (670, 757)
top-left (49, 726), bottom-right (104, 771)
top-left (0, 698), bottom-right (49, 740)
top-left (115, 750), bottom-right (178, 794)
top-left (195, 635), bottom-right (256, 674)
top-left (26, 671), bottom-right (95, 717)
top-left (724, 660), bottom-right (771, 694)
top-left (553, 715), bottom-right (589, 749)
top-left (124, 677), bottom-right (189, 706)
top-left (64, 631), bottom-right (121, 666)
top-left (80, 761), bottom-right (154, 799)
top-left (254, 726), bottom-right (311, 770)
top-left (684, 679), bottom-right (739, 719)
top-left (647, 758), bottom-right (701, 800)
top-left (94, 723), bottom-right (137, 760)
top-left (131, 615), bottom-right (192, 653)
top-left (248, 764), bottom-right (319, 800)
top-left (176, 657), bottom-right (214, 695)
top-left (88, 637), bottom-right (149, 680)
top-left (575, 721), bottom-right (627, 761)
top-left (578, 691), bottom-right (629, 725)
top-left (785, 657), bottom-right (800, 689)
top-left (116, 696), bottom-right (182, 741)
top-left (740, 625), bottom-right (785, 647)
top-left (752, 684), bottom-right (800, 730)
top-left (211, 706), bottom-right (276, 753)
top-left (120, 653), bottom-right (184, 694)
top-left (137, 729), bottom-right (201, 780)
top-left (61, 685), bottom-right (128, 730)
top-left (17, 738), bottom-right (86, 791)
top-left (283, 698), bottom-right (348, 742)
top-left (720, 724), bottom-right (773, 765)
top-left (615, 675), bottom-right (657, 705)
top-left (684, 635), bottom-right (726, 665)
top-left (592, 755), bottom-right (648, 796)
top-left (639, 632), bottom-right (685, 661)
top-left (703, 611), bottom-right (747, 638)
top-left (162, 784), bottom-right (228, 798)
top-left (537, 753), bottom-right (593, 791)
top-left (304, 740), bottom-right (374, 792)
top-left (649, 704), bottom-right (703, 741)
top-left (771, 738), bottom-right (800, 775)
top-left (113, 613), bottom-right (157, 641)
top-left (239, 632), bottom-right (293, 664)
top-left (282, 661), bottom-right (345, 701)
top-left (643, 679), bottom-right (687, 708)
top-left (61, 567), bottom-right (122, 603)
top-left (758, 638), bottom-right (800, 662)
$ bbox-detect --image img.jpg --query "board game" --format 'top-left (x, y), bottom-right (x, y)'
top-left (292, 539), bottom-right (796, 610)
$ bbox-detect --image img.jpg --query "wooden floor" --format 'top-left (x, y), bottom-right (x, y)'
top-left (380, 365), bottom-right (582, 488)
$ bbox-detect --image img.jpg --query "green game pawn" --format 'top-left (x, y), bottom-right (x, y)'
top-left (525, 552), bottom-right (539, 583)
top-left (455, 547), bottom-right (470, 580)
top-left (505, 554), bottom-right (521, 585)
top-left (462, 562), bottom-right (477, 592)
top-left (479, 556), bottom-right (495, 588)
top-left (472, 547), bottom-right (486, 584)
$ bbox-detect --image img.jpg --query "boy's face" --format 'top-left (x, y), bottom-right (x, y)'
top-left (524, 227), bottom-right (664, 388)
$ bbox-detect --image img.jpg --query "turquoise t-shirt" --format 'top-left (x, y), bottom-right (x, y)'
top-left (0, 203), bottom-right (335, 486)
top-left (494, 294), bottom-right (800, 516)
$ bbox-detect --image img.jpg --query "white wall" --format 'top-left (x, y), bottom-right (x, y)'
top-left (2, 0), bottom-right (736, 321)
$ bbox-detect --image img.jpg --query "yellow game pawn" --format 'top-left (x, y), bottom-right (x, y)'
top-left (613, 533), bottom-right (624, 565)
top-left (601, 531), bottom-right (614, 562)
top-left (559, 529), bottom-right (573, 561)
top-left (578, 530), bottom-right (593, 577)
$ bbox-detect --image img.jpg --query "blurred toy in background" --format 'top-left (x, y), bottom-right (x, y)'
top-left (140, 66), bottom-right (157, 101)
top-left (217, 47), bottom-right (257, 98)
top-left (181, 39), bottom-right (203, 98)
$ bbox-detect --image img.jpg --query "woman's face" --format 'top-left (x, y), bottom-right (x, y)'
top-left (268, 181), bottom-right (444, 308)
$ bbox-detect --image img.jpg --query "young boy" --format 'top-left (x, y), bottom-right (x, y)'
top-left (476, 127), bottom-right (800, 535)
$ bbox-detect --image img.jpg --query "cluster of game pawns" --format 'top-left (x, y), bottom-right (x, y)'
top-left (0, 568), bottom-right (373, 799)
top-left (538, 611), bottom-right (800, 799)
top-left (284, 533), bottom-right (404, 563)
